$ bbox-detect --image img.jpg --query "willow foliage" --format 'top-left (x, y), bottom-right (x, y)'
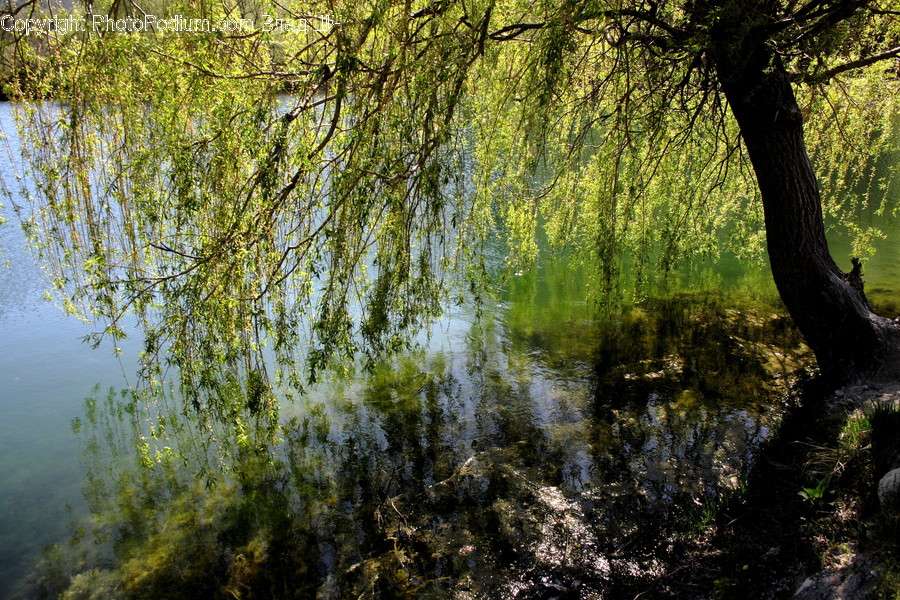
top-left (3, 0), bottom-right (899, 427)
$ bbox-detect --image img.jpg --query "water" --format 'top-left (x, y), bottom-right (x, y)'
top-left (0, 100), bottom-right (897, 598)
top-left (0, 105), bottom-right (144, 599)
top-left (25, 291), bottom-right (809, 599)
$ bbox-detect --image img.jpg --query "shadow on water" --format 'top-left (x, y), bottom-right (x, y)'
top-left (33, 286), bottom-right (815, 600)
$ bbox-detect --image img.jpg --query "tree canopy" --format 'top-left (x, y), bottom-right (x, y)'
top-left (2, 0), bottom-right (899, 427)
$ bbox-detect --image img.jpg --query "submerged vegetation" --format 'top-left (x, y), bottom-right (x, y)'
top-left (35, 292), bottom-right (813, 598)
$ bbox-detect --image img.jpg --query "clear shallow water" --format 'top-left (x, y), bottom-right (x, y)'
top-left (0, 100), bottom-right (897, 599)
top-left (0, 105), bottom-right (144, 599)
top-left (30, 289), bottom-right (810, 599)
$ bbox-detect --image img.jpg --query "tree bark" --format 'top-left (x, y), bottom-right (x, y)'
top-left (713, 47), bottom-right (900, 381)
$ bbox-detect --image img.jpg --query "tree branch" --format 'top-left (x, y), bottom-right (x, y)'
top-left (488, 22), bottom-right (545, 40)
top-left (793, 0), bottom-right (866, 45)
top-left (806, 45), bottom-right (900, 82)
top-left (755, 0), bottom-right (868, 44)
top-left (485, 8), bottom-right (689, 42)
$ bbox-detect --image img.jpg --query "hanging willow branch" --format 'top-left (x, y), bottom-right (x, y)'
top-left (2, 0), bottom-right (898, 430)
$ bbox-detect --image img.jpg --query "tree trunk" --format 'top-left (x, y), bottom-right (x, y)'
top-left (714, 49), bottom-right (900, 381)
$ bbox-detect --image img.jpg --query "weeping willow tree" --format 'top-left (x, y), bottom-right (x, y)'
top-left (3, 0), bottom-right (900, 427)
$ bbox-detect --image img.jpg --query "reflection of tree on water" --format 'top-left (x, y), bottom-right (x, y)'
top-left (38, 293), bottom-right (811, 599)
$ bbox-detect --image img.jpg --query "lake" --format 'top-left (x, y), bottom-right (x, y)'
top-left (0, 101), bottom-right (897, 599)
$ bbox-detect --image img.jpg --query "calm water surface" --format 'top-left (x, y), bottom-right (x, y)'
top-left (0, 105), bottom-right (144, 599)
top-left (1, 101), bottom-right (897, 599)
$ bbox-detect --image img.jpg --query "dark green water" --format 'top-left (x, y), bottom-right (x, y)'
top-left (1, 99), bottom-right (898, 598)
